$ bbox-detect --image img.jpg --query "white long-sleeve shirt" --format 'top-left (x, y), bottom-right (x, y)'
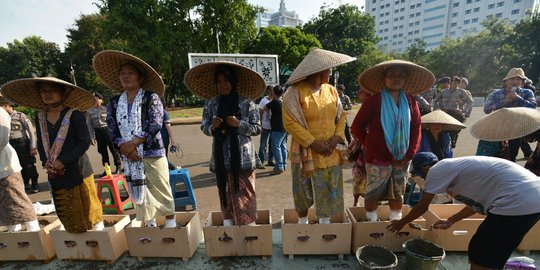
top-left (0, 107), bottom-right (22, 179)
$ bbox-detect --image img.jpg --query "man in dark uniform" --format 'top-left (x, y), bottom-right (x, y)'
top-left (337, 84), bottom-right (352, 144)
top-left (87, 92), bottom-right (122, 174)
top-left (0, 96), bottom-right (40, 193)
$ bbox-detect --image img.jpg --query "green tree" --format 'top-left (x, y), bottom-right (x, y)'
top-left (423, 18), bottom-right (517, 96)
top-left (302, 4), bottom-right (386, 95)
top-left (65, 13), bottom-right (113, 97)
top-left (0, 36), bottom-right (69, 82)
top-left (245, 26), bottom-right (321, 84)
top-left (402, 39), bottom-right (428, 65)
top-left (510, 14), bottom-right (540, 86)
top-left (95, 0), bottom-right (261, 104)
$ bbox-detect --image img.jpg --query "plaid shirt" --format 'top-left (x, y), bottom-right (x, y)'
top-left (484, 87), bottom-right (536, 114)
top-left (434, 88), bottom-right (474, 115)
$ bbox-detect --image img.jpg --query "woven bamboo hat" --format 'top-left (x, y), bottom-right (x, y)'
top-left (0, 77), bottom-right (95, 111)
top-left (421, 110), bottom-right (466, 130)
top-left (92, 50), bottom-right (165, 96)
top-left (358, 60), bottom-right (435, 95)
top-left (184, 61), bottom-right (265, 100)
top-left (0, 93), bottom-right (12, 105)
top-left (286, 48), bottom-right (357, 85)
top-left (502, 68), bottom-right (527, 81)
top-left (470, 107), bottom-right (540, 141)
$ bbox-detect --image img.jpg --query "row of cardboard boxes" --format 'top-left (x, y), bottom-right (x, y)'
top-left (1, 204), bottom-right (539, 263)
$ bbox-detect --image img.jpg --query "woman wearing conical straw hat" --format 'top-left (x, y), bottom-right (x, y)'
top-left (282, 48), bottom-right (355, 225)
top-left (414, 109), bottom-right (466, 204)
top-left (1, 78), bottom-right (103, 233)
top-left (418, 109), bottom-right (466, 161)
top-left (185, 61), bottom-right (264, 226)
top-left (351, 60), bottom-right (435, 221)
top-left (93, 50), bottom-right (176, 228)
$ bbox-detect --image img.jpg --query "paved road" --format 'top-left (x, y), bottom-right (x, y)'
top-left (10, 106), bottom-right (539, 269)
top-left (28, 107), bottom-right (531, 224)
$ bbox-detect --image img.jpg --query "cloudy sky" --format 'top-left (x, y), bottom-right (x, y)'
top-left (0, 0), bottom-right (365, 49)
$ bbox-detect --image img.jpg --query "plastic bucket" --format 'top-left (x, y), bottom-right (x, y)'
top-left (403, 239), bottom-right (445, 270)
top-left (356, 245), bottom-right (398, 270)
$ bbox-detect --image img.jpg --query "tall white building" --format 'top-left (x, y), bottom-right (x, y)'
top-left (366, 0), bottom-right (540, 53)
top-left (268, 0), bottom-right (303, 27)
top-left (256, 8), bottom-right (274, 28)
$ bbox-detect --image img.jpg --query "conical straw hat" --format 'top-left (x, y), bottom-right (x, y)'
top-left (470, 107), bottom-right (540, 141)
top-left (0, 93), bottom-right (12, 105)
top-left (421, 110), bottom-right (466, 130)
top-left (184, 61), bottom-right (265, 100)
top-left (358, 60), bottom-right (435, 95)
top-left (0, 77), bottom-right (95, 111)
top-left (92, 50), bottom-right (165, 96)
top-left (286, 48), bottom-right (356, 85)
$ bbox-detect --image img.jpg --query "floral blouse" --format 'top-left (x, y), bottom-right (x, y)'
top-left (201, 95), bottom-right (261, 172)
top-left (107, 90), bottom-right (165, 158)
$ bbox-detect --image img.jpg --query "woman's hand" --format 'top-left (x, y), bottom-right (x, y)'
top-left (310, 140), bottom-right (331, 155)
top-left (325, 136), bottom-right (342, 151)
top-left (387, 219), bottom-right (406, 233)
top-left (433, 219), bottom-right (454, 230)
top-left (45, 160), bottom-right (65, 175)
top-left (51, 159), bottom-right (65, 171)
top-left (225, 116), bottom-right (240, 128)
top-left (211, 117), bottom-right (223, 131)
top-left (126, 150), bottom-right (142, 162)
top-left (119, 137), bottom-right (145, 156)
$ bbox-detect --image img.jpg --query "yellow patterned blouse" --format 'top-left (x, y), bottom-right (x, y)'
top-left (283, 82), bottom-right (347, 169)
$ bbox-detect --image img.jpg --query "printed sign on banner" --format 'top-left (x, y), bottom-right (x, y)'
top-left (188, 53), bottom-right (280, 85)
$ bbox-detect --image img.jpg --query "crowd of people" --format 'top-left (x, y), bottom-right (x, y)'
top-left (0, 47), bottom-right (539, 269)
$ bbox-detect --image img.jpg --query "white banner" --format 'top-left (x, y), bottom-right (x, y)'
top-left (188, 53), bottom-right (280, 85)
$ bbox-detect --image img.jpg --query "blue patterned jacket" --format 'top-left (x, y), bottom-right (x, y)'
top-left (201, 96), bottom-right (261, 172)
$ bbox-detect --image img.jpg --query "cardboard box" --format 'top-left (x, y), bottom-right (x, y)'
top-left (51, 215), bottom-right (129, 263)
top-left (0, 216), bottom-right (61, 262)
top-left (203, 210), bottom-right (272, 258)
top-left (347, 205), bottom-right (425, 252)
top-left (423, 204), bottom-right (485, 251)
top-left (518, 219), bottom-right (540, 252)
top-left (282, 208), bottom-right (351, 258)
top-left (125, 212), bottom-right (203, 260)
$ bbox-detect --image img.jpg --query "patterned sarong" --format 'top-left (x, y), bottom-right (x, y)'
top-left (292, 164), bottom-right (344, 218)
top-left (221, 170), bottom-right (257, 225)
top-left (52, 174), bottom-right (102, 233)
top-left (364, 163), bottom-right (409, 202)
top-left (0, 172), bottom-right (37, 226)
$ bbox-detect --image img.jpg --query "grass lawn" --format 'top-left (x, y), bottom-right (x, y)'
top-left (167, 104), bottom-right (361, 119)
top-left (168, 107), bottom-right (203, 118)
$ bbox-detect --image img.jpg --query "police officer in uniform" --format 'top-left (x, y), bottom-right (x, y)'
top-left (0, 95), bottom-right (40, 193)
top-left (87, 92), bottom-right (122, 174)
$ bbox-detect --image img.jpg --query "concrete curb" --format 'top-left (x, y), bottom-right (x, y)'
top-left (170, 117), bottom-right (202, 126)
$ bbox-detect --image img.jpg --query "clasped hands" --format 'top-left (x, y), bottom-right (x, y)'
top-left (310, 136), bottom-right (343, 156)
top-left (45, 159), bottom-right (65, 175)
top-left (210, 116), bottom-right (240, 131)
top-left (119, 138), bottom-right (146, 161)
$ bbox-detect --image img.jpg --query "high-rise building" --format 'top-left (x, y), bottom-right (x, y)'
top-left (366, 0), bottom-right (540, 53)
top-left (256, 8), bottom-right (274, 28)
top-left (268, 0), bottom-right (303, 27)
